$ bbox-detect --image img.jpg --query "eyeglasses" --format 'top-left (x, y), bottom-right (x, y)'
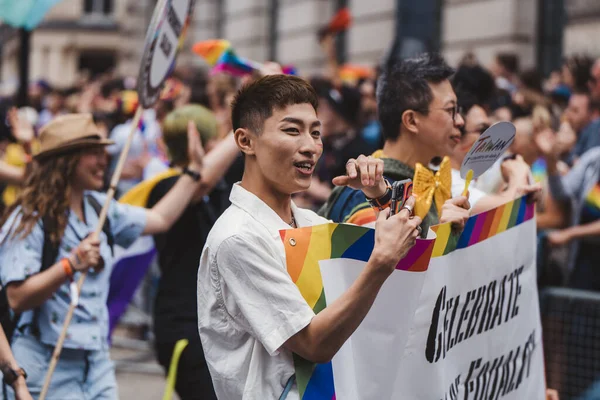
top-left (418, 105), bottom-right (463, 121)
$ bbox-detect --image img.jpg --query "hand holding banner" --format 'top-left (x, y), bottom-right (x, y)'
top-left (282, 196), bottom-right (545, 399)
top-left (281, 223), bottom-right (435, 399)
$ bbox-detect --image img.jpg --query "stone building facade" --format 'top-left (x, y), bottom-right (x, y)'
top-left (0, 0), bottom-right (599, 89)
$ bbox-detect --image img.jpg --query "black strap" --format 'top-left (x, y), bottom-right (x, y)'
top-left (27, 217), bottom-right (61, 338)
top-left (86, 194), bottom-right (114, 256)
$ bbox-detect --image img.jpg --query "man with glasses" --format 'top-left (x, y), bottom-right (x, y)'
top-left (320, 54), bottom-right (472, 233)
top-left (321, 54), bottom-right (539, 230)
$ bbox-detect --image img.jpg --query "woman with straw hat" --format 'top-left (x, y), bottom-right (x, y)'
top-left (0, 112), bottom-right (209, 399)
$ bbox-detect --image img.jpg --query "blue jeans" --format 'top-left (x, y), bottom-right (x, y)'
top-left (6, 334), bottom-right (117, 400)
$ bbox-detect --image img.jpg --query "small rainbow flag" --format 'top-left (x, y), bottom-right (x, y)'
top-left (282, 64), bottom-right (298, 76)
top-left (339, 64), bottom-right (373, 84)
top-left (212, 48), bottom-right (261, 77)
top-left (583, 183), bottom-right (600, 219)
top-left (431, 195), bottom-right (535, 258)
top-left (280, 223), bottom-right (435, 399)
top-left (192, 39), bottom-right (231, 66)
top-left (531, 157), bottom-right (547, 184)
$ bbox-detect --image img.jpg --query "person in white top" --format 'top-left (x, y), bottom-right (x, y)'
top-left (197, 74), bottom-right (421, 399)
top-left (449, 90), bottom-right (541, 214)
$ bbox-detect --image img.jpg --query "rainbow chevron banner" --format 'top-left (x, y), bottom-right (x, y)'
top-left (281, 196), bottom-right (544, 399)
top-left (280, 223), bottom-right (435, 399)
top-left (430, 193), bottom-right (534, 257)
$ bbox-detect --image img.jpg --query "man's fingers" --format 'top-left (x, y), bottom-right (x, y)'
top-left (188, 121), bottom-right (204, 155)
top-left (411, 214), bottom-right (422, 227)
top-left (375, 159), bottom-right (384, 182)
top-left (345, 159), bottom-right (357, 179)
top-left (404, 195), bottom-right (416, 208)
top-left (377, 207), bottom-right (390, 222)
top-left (367, 156), bottom-right (377, 185)
top-left (451, 196), bottom-right (470, 209)
top-left (357, 157), bottom-right (369, 186)
top-left (332, 175), bottom-right (350, 187)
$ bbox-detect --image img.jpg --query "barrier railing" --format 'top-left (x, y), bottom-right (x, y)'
top-left (541, 287), bottom-right (600, 400)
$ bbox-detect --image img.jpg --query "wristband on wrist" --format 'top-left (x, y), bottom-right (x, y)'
top-left (366, 179), bottom-right (393, 210)
top-left (61, 258), bottom-right (74, 280)
top-left (1, 366), bottom-right (26, 387)
top-left (183, 166), bottom-right (201, 182)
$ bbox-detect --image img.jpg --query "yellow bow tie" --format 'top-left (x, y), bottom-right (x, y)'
top-left (412, 156), bottom-right (452, 219)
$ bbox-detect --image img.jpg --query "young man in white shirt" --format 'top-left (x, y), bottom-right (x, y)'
top-left (197, 74), bottom-right (421, 399)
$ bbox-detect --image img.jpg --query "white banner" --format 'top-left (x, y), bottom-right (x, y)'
top-left (319, 197), bottom-right (546, 400)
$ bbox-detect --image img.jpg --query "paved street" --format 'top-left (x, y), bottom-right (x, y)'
top-left (112, 341), bottom-right (179, 400)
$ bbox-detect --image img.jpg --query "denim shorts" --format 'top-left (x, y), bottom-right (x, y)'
top-left (5, 334), bottom-right (117, 400)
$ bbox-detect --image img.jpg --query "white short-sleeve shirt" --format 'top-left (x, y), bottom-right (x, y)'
top-left (198, 183), bottom-right (329, 400)
top-left (451, 169), bottom-right (487, 209)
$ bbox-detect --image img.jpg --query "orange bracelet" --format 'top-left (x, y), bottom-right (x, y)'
top-left (61, 258), bottom-right (74, 280)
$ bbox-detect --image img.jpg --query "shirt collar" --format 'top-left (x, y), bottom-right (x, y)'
top-left (229, 183), bottom-right (318, 236)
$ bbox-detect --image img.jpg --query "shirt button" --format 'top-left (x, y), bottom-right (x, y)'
top-left (289, 238), bottom-right (296, 246)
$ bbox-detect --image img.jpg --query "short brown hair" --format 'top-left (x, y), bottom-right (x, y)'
top-left (231, 75), bottom-right (318, 134)
top-left (162, 104), bottom-right (218, 166)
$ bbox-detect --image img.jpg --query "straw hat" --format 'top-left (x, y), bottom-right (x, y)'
top-left (35, 113), bottom-right (114, 160)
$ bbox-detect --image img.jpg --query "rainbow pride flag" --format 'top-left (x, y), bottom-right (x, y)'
top-left (339, 64), bottom-right (373, 84)
top-left (430, 195), bottom-right (535, 258)
top-left (583, 183), bottom-right (600, 218)
top-left (192, 39), bottom-right (231, 66)
top-left (282, 65), bottom-right (299, 76)
top-left (212, 48), bottom-right (261, 77)
top-left (281, 196), bottom-right (534, 398)
top-left (531, 157), bottom-right (547, 184)
top-left (280, 223), bottom-right (435, 399)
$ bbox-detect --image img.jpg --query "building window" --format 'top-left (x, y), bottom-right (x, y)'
top-left (84, 0), bottom-right (113, 15)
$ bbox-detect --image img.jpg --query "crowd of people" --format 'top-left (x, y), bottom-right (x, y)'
top-left (0, 24), bottom-right (595, 399)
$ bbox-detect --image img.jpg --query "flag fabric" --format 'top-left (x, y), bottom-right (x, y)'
top-left (318, 7), bottom-right (352, 40)
top-left (107, 169), bottom-right (179, 336)
top-left (281, 196), bottom-right (541, 399)
top-left (0, 0), bottom-right (62, 30)
top-left (192, 39), bottom-right (231, 66)
top-left (326, 8), bottom-right (352, 33)
top-left (531, 157), bottom-right (547, 184)
top-left (211, 48), bottom-right (261, 77)
top-left (339, 64), bottom-right (373, 84)
top-left (280, 223), bottom-right (435, 399)
top-left (282, 65), bottom-right (298, 76)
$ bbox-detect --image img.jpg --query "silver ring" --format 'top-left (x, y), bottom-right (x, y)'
top-left (401, 204), bottom-right (413, 214)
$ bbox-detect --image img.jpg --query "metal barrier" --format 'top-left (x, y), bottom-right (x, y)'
top-left (541, 287), bottom-right (600, 400)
